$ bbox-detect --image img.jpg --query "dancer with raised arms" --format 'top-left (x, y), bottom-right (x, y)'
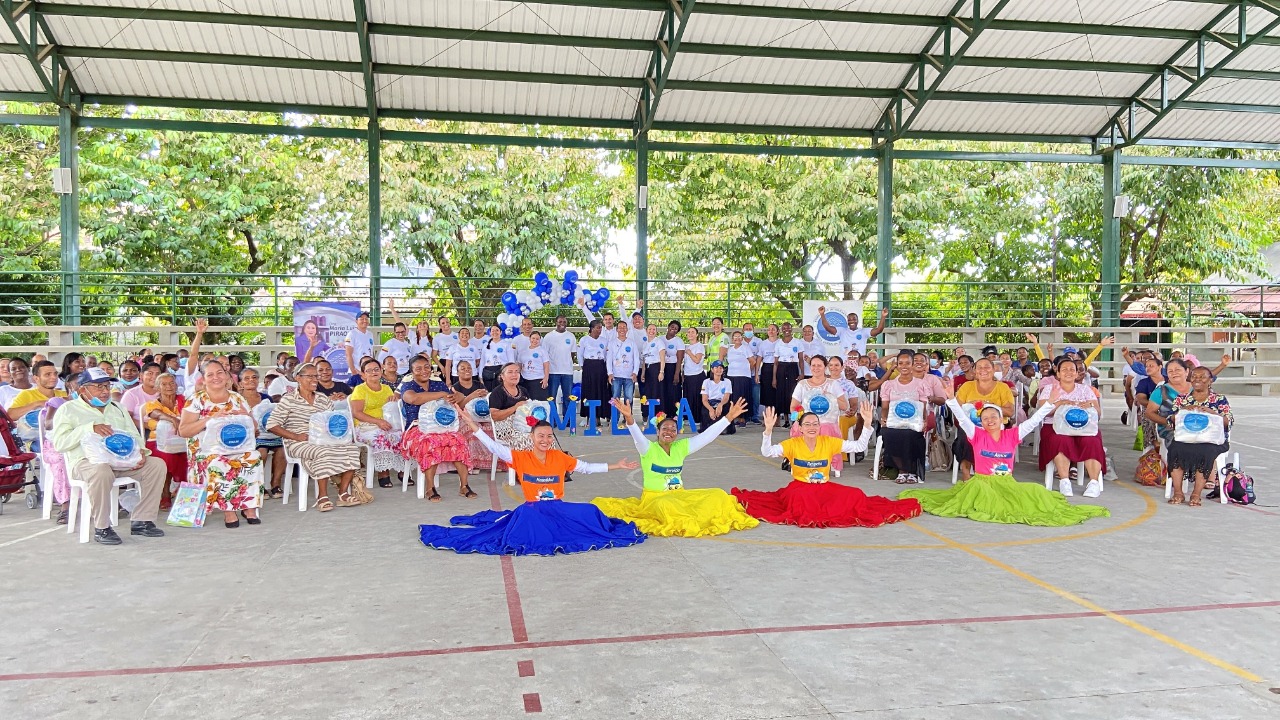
top-left (592, 398), bottom-right (759, 538)
top-left (899, 379), bottom-right (1110, 526)
top-left (418, 411), bottom-right (643, 556)
top-left (732, 405), bottom-right (922, 528)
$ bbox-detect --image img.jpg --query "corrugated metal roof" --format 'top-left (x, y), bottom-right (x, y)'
top-left (40, 0), bottom-right (355, 22)
top-left (75, 59), bottom-right (366, 106)
top-left (372, 37), bottom-right (649, 78)
top-left (376, 75), bottom-right (637, 118)
top-left (1, 0), bottom-right (1278, 144)
top-left (1151, 108), bottom-right (1280, 143)
top-left (0, 55), bottom-right (46, 93)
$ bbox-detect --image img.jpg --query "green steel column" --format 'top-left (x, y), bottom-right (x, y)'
top-left (58, 107), bottom-right (81, 330)
top-left (1101, 148), bottom-right (1122, 332)
top-left (368, 123), bottom-right (382, 324)
top-left (876, 142), bottom-right (894, 318)
top-left (636, 130), bottom-right (649, 305)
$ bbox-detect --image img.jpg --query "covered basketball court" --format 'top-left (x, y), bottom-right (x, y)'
top-left (2, 2), bottom-right (1280, 718)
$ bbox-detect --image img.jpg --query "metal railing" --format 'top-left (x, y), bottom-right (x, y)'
top-left (1, 271), bottom-right (1276, 334)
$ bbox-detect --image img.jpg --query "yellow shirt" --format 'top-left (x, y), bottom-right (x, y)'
top-left (781, 435), bottom-right (844, 483)
top-left (11, 387), bottom-right (67, 413)
top-left (956, 381), bottom-right (1014, 410)
top-left (351, 382), bottom-right (392, 421)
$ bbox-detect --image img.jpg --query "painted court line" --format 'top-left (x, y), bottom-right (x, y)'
top-left (487, 479), bottom-right (529, 644)
top-left (0, 526), bottom-right (61, 548)
top-left (905, 521), bottom-right (1266, 683)
top-left (2, 600), bottom-right (1275, 684)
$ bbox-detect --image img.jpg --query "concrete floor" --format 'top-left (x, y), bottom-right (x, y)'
top-left (2, 397), bottom-right (1278, 720)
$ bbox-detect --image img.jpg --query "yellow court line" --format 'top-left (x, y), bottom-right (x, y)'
top-left (966, 480), bottom-right (1158, 548)
top-left (904, 520), bottom-right (1264, 683)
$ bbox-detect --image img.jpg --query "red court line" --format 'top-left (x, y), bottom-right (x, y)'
top-left (518, 660), bottom-right (535, 678)
top-left (523, 693), bottom-right (542, 713)
top-left (488, 479), bottom-right (529, 643)
top-left (2, 600), bottom-right (1276, 684)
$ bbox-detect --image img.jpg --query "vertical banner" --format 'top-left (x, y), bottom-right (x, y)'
top-left (293, 300), bottom-right (362, 377)
top-left (802, 300), bottom-right (863, 358)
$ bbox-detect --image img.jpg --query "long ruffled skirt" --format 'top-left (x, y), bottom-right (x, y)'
top-left (399, 426), bottom-right (470, 469)
top-left (592, 489), bottom-right (759, 537)
top-left (418, 500), bottom-right (646, 556)
top-left (354, 424), bottom-right (404, 473)
top-left (731, 480), bottom-right (921, 528)
top-left (898, 473), bottom-right (1110, 527)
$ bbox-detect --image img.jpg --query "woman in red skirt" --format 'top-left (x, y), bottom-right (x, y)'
top-left (1036, 356), bottom-right (1106, 498)
top-left (141, 373), bottom-right (188, 509)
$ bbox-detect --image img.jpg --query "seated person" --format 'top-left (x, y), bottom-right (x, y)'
top-left (50, 369), bottom-right (168, 545)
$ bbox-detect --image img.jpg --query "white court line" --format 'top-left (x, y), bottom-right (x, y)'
top-left (0, 526), bottom-right (60, 548)
top-left (0, 517), bottom-right (48, 529)
top-left (1226, 441), bottom-right (1280, 454)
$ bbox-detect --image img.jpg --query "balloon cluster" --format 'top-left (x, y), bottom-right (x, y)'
top-left (495, 271), bottom-right (611, 339)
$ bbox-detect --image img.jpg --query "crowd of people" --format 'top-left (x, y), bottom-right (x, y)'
top-left (0, 302), bottom-right (1236, 550)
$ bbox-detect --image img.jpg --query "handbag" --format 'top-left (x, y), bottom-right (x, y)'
top-left (166, 482), bottom-right (208, 528)
top-left (1173, 410), bottom-right (1225, 445)
top-left (1052, 407), bottom-right (1098, 437)
top-left (884, 399), bottom-right (925, 432)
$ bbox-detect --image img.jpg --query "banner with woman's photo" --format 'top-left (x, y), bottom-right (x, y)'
top-left (293, 300), bottom-right (362, 377)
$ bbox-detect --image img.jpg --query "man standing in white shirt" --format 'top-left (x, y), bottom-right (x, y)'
top-left (818, 306), bottom-right (888, 358)
top-left (618, 295), bottom-right (645, 335)
top-left (542, 313), bottom-right (578, 418)
top-left (510, 317), bottom-right (534, 355)
top-left (379, 322), bottom-right (415, 374)
top-left (606, 323), bottom-right (640, 417)
top-left (343, 311), bottom-right (377, 381)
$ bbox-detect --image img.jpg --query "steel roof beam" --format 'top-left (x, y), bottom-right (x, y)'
top-left (876, 0), bottom-right (1013, 143)
top-left (352, 0), bottom-right (377, 123)
top-left (1101, 3), bottom-right (1280, 146)
top-left (1, 0), bottom-right (77, 106)
top-left (634, 0), bottom-right (695, 134)
top-left (30, 2), bottom-right (1280, 48)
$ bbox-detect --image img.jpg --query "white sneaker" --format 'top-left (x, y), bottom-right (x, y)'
top-left (1059, 478), bottom-right (1074, 497)
top-left (1083, 480), bottom-right (1102, 498)
top-left (832, 470), bottom-right (841, 478)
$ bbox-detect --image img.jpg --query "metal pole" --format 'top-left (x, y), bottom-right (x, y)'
top-left (58, 107), bottom-right (81, 335)
top-left (1101, 148), bottom-right (1122, 336)
top-left (368, 122), bottom-right (382, 324)
top-left (876, 142), bottom-right (894, 318)
top-left (636, 130), bottom-right (649, 306)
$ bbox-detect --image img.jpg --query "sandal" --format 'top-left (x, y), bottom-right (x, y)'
top-left (1168, 495), bottom-right (1185, 505)
top-left (378, 477), bottom-right (393, 488)
top-left (427, 489), bottom-right (442, 503)
top-left (314, 496), bottom-right (334, 512)
top-left (1188, 498), bottom-right (1203, 507)
top-left (336, 492), bottom-right (360, 507)
top-left (268, 487), bottom-right (283, 499)
top-left (460, 485), bottom-right (478, 499)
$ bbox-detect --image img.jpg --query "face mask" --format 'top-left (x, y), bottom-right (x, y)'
top-left (179, 358), bottom-right (188, 369)
top-left (69, 391), bottom-right (79, 401)
top-left (744, 331), bottom-right (754, 339)
top-left (168, 368), bottom-right (179, 375)
top-left (89, 396), bottom-right (108, 408)
top-left (928, 359), bottom-right (939, 368)
top-left (119, 377), bottom-right (138, 387)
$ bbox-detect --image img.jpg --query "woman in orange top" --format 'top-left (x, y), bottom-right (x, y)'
top-left (418, 415), bottom-right (643, 555)
top-left (732, 406), bottom-right (922, 527)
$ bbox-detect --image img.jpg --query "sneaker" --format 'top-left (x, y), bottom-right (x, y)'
top-left (1059, 478), bottom-right (1074, 497)
top-left (1083, 480), bottom-right (1102, 498)
top-left (781, 459), bottom-right (791, 471)
top-left (832, 470), bottom-right (841, 478)
top-left (130, 521), bottom-right (165, 538)
top-left (94, 527), bottom-right (123, 545)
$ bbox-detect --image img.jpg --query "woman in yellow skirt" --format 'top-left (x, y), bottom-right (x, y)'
top-left (592, 398), bottom-right (759, 537)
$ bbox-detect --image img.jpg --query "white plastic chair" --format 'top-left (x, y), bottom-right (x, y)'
top-left (66, 463), bottom-right (139, 544)
top-left (1164, 449), bottom-right (1236, 505)
top-left (1042, 461), bottom-right (1089, 491)
top-left (281, 442), bottom-right (318, 512)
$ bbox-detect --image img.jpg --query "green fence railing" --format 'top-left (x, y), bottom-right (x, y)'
top-left (0, 271), bottom-right (1273, 334)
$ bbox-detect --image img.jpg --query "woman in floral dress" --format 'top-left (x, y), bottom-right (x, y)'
top-left (178, 360), bottom-right (264, 528)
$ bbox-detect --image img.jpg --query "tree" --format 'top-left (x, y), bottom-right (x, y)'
top-left (0, 105), bottom-right (63, 329)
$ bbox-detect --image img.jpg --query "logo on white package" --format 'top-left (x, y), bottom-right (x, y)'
top-left (885, 400), bottom-right (925, 431)
top-left (1174, 410), bottom-right (1225, 445)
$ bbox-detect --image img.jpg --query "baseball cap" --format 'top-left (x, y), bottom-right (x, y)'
top-left (709, 360), bottom-right (724, 368)
top-left (357, 311), bottom-right (371, 319)
top-left (78, 368), bottom-right (113, 385)
top-left (1064, 346), bottom-right (1080, 355)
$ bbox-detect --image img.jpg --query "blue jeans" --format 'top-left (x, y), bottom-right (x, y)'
top-left (548, 374), bottom-right (574, 417)
top-left (611, 377), bottom-right (635, 404)
top-left (749, 377), bottom-right (761, 421)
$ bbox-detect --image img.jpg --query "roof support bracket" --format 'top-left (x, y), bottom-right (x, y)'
top-left (634, 0), bottom-right (695, 135)
top-left (1102, 3), bottom-right (1280, 147)
top-left (0, 0), bottom-right (77, 106)
top-left (875, 0), bottom-right (1013, 143)
top-left (352, 0), bottom-right (378, 123)
top-left (1249, 0), bottom-right (1280, 19)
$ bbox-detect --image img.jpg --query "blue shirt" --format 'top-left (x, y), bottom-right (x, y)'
top-left (400, 378), bottom-right (450, 426)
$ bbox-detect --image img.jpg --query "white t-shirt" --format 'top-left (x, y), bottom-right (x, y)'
top-left (432, 332), bottom-right (459, 357)
top-left (446, 342), bottom-right (484, 376)
top-left (519, 346), bottom-right (548, 380)
top-left (800, 339), bottom-right (824, 376)
top-left (792, 378), bottom-right (844, 424)
top-left (542, 330), bottom-right (578, 375)
top-left (577, 334), bottom-right (608, 363)
top-left (659, 335), bottom-right (685, 365)
top-left (757, 338), bottom-right (778, 365)
top-left (607, 338), bottom-right (640, 378)
top-left (701, 378), bottom-right (732, 403)
top-left (0, 384), bottom-right (23, 409)
top-left (837, 326), bottom-right (874, 355)
top-left (267, 375), bottom-right (297, 399)
top-left (642, 338), bottom-right (663, 365)
top-left (724, 343), bottom-right (754, 378)
top-left (343, 328), bottom-right (377, 363)
top-left (411, 334), bottom-right (434, 357)
top-left (510, 333), bottom-right (532, 356)
top-left (775, 338), bottom-right (804, 363)
top-left (379, 338), bottom-right (414, 374)
top-left (483, 339), bottom-right (513, 370)
top-left (682, 343), bottom-right (707, 376)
